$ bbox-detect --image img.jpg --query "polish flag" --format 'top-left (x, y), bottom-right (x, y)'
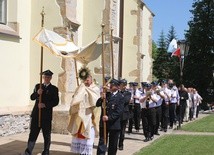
top-left (167, 38), bottom-right (177, 53)
top-left (171, 48), bottom-right (180, 58)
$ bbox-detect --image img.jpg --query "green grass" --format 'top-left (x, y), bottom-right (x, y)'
top-left (135, 135), bottom-right (214, 155)
top-left (181, 114), bottom-right (214, 132)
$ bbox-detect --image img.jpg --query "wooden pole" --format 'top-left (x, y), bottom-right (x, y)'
top-left (101, 24), bottom-right (107, 145)
top-left (110, 28), bottom-right (114, 78)
top-left (38, 7), bottom-right (45, 128)
top-left (74, 58), bottom-right (80, 86)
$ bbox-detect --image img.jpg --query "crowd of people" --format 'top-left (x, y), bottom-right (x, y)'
top-left (126, 79), bottom-right (203, 143)
top-left (23, 69), bottom-right (203, 155)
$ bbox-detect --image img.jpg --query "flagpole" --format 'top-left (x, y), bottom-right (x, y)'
top-left (38, 7), bottom-right (45, 128)
top-left (101, 24), bottom-right (107, 145)
top-left (74, 58), bottom-right (80, 86)
top-left (110, 28), bottom-right (114, 78)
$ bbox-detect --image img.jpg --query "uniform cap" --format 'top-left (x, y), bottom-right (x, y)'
top-left (110, 79), bottom-right (120, 86)
top-left (119, 79), bottom-right (127, 85)
top-left (141, 82), bottom-right (147, 87)
top-left (42, 70), bottom-right (53, 76)
top-left (151, 81), bottom-right (158, 86)
top-left (145, 83), bottom-right (152, 88)
top-left (132, 82), bottom-right (138, 86)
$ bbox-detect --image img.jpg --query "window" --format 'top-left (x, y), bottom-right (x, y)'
top-left (0, 0), bottom-right (7, 24)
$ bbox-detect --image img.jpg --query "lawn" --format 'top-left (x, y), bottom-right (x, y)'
top-left (135, 135), bottom-right (214, 155)
top-left (181, 114), bottom-right (214, 132)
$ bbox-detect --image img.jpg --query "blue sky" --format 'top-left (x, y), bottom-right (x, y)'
top-left (143, 0), bottom-right (194, 43)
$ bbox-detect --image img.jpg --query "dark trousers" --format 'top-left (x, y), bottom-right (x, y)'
top-left (176, 103), bottom-right (186, 124)
top-left (161, 105), bottom-right (169, 130)
top-left (108, 130), bottom-right (120, 155)
top-left (128, 105), bottom-right (134, 132)
top-left (97, 128), bottom-right (120, 155)
top-left (133, 104), bottom-right (141, 130)
top-left (196, 105), bottom-right (200, 118)
top-left (97, 127), bottom-right (107, 155)
top-left (169, 103), bottom-right (177, 127)
top-left (141, 108), bottom-right (149, 138)
top-left (155, 106), bottom-right (162, 133)
top-left (118, 120), bottom-right (128, 148)
top-left (25, 118), bottom-right (51, 155)
top-left (189, 107), bottom-right (194, 120)
top-left (148, 108), bottom-right (156, 138)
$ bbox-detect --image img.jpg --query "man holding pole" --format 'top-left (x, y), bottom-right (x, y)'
top-left (118, 79), bottom-right (131, 150)
top-left (96, 79), bottom-right (124, 155)
top-left (23, 70), bottom-right (59, 155)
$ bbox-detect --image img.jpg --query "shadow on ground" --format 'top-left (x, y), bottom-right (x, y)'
top-left (0, 140), bottom-right (76, 155)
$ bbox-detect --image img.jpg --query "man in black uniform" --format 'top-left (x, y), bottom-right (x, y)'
top-left (96, 79), bottom-right (124, 155)
top-left (118, 79), bottom-right (131, 150)
top-left (128, 82), bottom-right (141, 133)
top-left (24, 70), bottom-right (59, 155)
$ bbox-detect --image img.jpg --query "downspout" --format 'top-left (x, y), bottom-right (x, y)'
top-left (118, 0), bottom-right (124, 78)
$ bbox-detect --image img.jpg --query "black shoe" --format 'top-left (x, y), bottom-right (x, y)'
top-left (42, 151), bottom-right (49, 155)
top-left (164, 129), bottom-right (167, 132)
top-left (154, 132), bottom-right (160, 135)
top-left (143, 138), bottom-right (150, 142)
top-left (119, 146), bottom-right (123, 150)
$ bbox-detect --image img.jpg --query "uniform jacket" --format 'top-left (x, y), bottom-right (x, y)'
top-left (120, 90), bottom-right (131, 120)
top-left (179, 90), bottom-right (189, 106)
top-left (31, 83), bottom-right (59, 121)
top-left (96, 91), bottom-right (124, 130)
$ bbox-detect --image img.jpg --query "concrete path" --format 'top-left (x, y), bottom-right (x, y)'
top-left (0, 114), bottom-right (210, 155)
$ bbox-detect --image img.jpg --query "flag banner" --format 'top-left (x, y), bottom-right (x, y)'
top-left (33, 28), bottom-right (79, 57)
top-left (33, 28), bottom-right (109, 65)
top-left (171, 48), bottom-right (181, 58)
top-left (76, 39), bottom-right (109, 64)
top-left (167, 38), bottom-right (177, 53)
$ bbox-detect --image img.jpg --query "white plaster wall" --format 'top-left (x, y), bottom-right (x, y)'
top-left (29, 0), bottom-right (63, 105)
top-left (141, 6), bottom-right (153, 82)
top-left (0, 0), bottom-right (31, 108)
top-left (80, 0), bottom-right (105, 85)
top-left (122, 0), bottom-right (139, 82)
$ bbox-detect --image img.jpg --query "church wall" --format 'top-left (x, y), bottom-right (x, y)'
top-left (0, 0), bottom-right (31, 112)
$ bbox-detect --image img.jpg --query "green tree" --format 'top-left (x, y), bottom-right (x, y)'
top-left (166, 25), bottom-right (178, 47)
top-left (166, 25), bottom-right (180, 84)
top-left (184, 0), bottom-right (214, 103)
top-left (153, 29), bottom-right (180, 84)
top-left (153, 30), bottom-right (170, 80)
top-left (152, 40), bottom-right (158, 60)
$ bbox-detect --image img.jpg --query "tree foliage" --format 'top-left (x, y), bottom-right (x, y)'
top-left (153, 28), bottom-right (180, 84)
top-left (184, 0), bottom-right (214, 103)
top-left (166, 25), bottom-right (178, 47)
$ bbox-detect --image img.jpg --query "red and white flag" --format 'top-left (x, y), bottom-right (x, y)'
top-left (167, 38), bottom-right (177, 53)
top-left (171, 48), bottom-right (180, 58)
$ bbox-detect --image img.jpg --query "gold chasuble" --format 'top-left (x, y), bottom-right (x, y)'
top-left (67, 83), bottom-right (100, 139)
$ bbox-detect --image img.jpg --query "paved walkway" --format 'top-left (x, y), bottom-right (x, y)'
top-left (0, 114), bottom-right (210, 155)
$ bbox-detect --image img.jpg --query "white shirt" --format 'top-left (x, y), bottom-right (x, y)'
top-left (131, 89), bottom-right (142, 104)
top-left (149, 92), bottom-right (159, 108)
top-left (140, 94), bottom-right (147, 109)
top-left (170, 87), bottom-right (180, 103)
top-left (163, 87), bottom-right (171, 102)
top-left (156, 91), bottom-right (165, 107)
